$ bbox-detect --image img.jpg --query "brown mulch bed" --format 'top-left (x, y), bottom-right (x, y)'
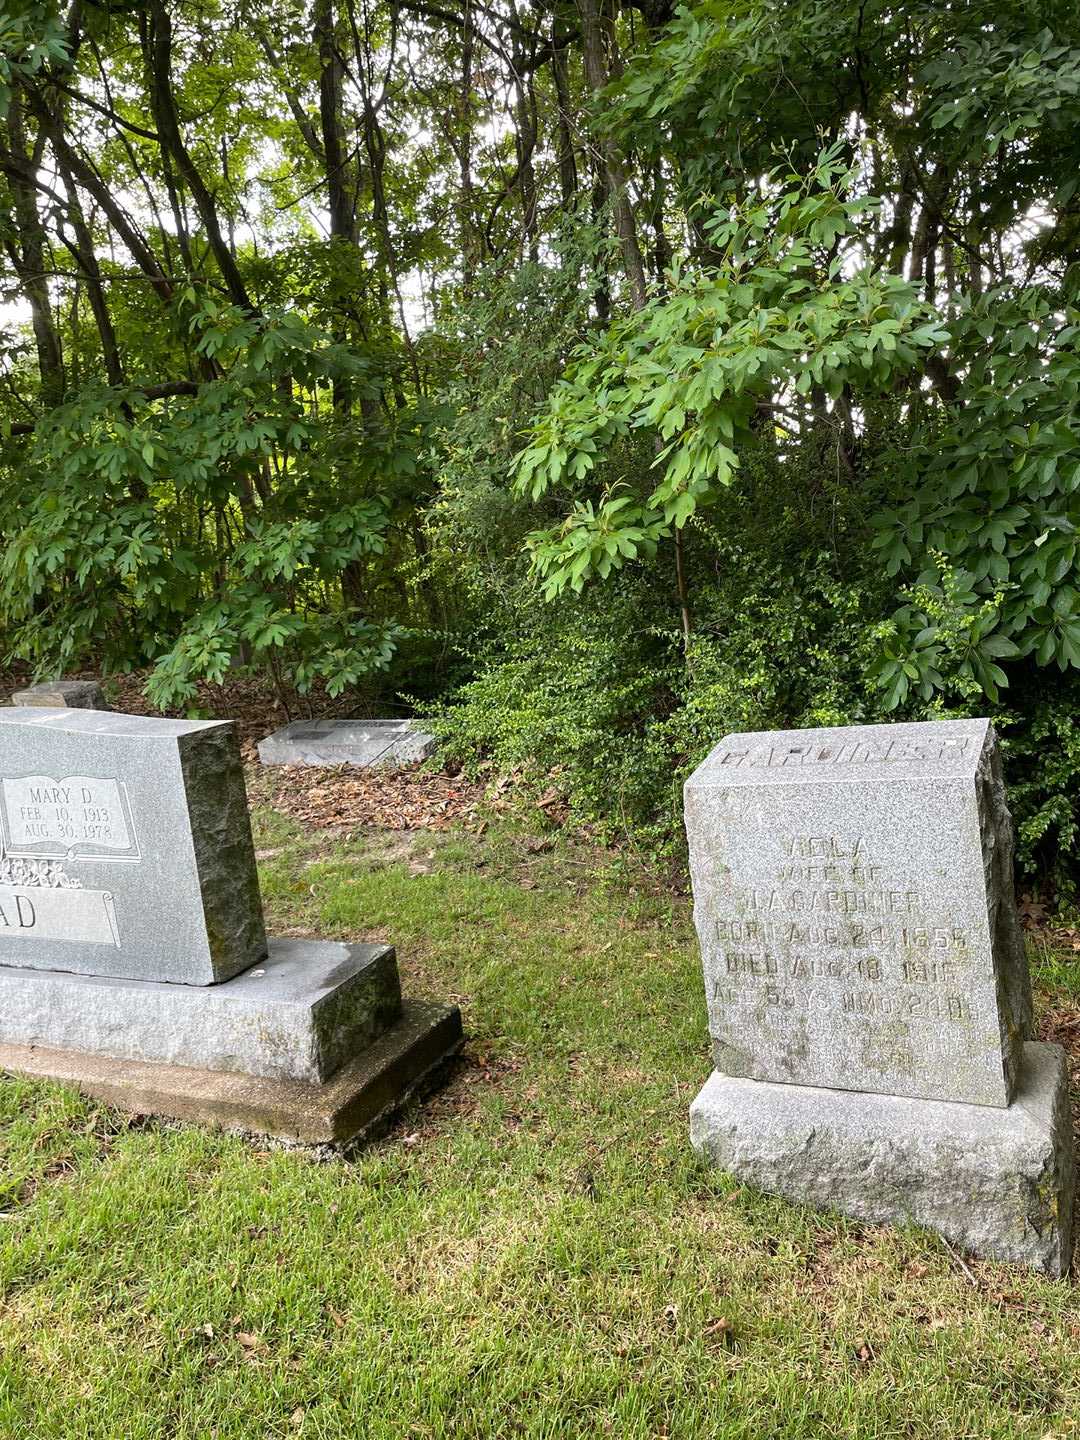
top-left (256, 761), bottom-right (484, 834)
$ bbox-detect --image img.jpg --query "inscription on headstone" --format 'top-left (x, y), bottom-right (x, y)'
top-left (0, 883), bottom-right (118, 947)
top-left (1, 775), bottom-right (138, 859)
top-left (0, 710), bottom-right (265, 984)
top-left (684, 718), bottom-right (1031, 1108)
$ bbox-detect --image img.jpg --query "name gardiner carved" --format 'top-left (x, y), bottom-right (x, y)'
top-left (717, 737), bottom-right (972, 768)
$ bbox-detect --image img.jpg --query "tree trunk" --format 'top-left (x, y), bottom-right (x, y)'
top-left (3, 99), bottom-right (64, 405)
top-left (145, 0), bottom-right (257, 314)
top-left (575, 0), bottom-right (648, 308)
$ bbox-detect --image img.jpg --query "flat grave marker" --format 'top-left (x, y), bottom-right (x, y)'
top-left (258, 718), bottom-right (436, 768)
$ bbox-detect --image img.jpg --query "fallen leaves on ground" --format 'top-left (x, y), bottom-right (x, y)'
top-left (1018, 891), bottom-right (1080, 953)
top-left (263, 762), bottom-right (484, 833)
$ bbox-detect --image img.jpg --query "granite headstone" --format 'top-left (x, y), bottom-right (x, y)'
top-left (685, 718), bottom-right (1075, 1276)
top-left (684, 717), bottom-right (1030, 1107)
top-left (11, 679), bottom-right (107, 710)
top-left (0, 709), bottom-right (265, 984)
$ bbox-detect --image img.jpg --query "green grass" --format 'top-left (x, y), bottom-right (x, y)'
top-left (2, 813), bottom-right (1079, 1439)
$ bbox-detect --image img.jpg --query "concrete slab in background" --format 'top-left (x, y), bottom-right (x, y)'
top-left (258, 718), bottom-right (437, 768)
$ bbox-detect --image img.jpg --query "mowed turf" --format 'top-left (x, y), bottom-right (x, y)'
top-left (1, 810), bottom-right (1079, 1439)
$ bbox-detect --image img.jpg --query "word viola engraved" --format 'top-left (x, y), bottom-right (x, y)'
top-left (0, 775), bottom-right (139, 861)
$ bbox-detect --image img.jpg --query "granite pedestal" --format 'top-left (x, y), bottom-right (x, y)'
top-left (684, 719), bottom-right (1075, 1275)
top-left (692, 1042), bottom-right (1074, 1277)
top-left (0, 939), bottom-right (402, 1083)
top-left (258, 718), bottom-right (436, 768)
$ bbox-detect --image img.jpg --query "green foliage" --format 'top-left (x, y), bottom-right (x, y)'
top-left (0, 2), bottom-right (68, 113)
top-left (432, 494), bottom-right (891, 851)
top-left (0, 293), bottom-right (409, 702)
top-left (5, 0), bottom-right (1080, 895)
top-left (433, 0), bottom-right (1078, 896)
top-left (996, 676), bottom-right (1080, 887)
top-left (871, 286), bottom-right (1080, 690)
top-left (515, 151), bottom-right (947, 597)
top-left (866, 566), bottom-right (1018, 710)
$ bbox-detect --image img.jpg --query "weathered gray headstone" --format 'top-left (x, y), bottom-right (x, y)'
top-left (685, 719), bottom-right (1075, 1276)
top-left (258, 718), bottom-right (436, 768)
top-left (0, 707), bottom-right (463, 1146)
top-left (12, 679), bottom-right (107, 710)
top-left (684, 717), bottom-right (1030, 1107)
top-left (0, 709), bottom-right (265, 984)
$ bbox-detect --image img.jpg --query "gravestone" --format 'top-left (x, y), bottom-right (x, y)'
top-left (685, 719), bottom-right (1075, 1276)
top-left (0, 710), bottom-right (264, 984)
top-left (0, 708), bottom-right (461, 1144)
top-left (11, 679), bottom-right (107, 710)
top-left (258, 718), bottom-right (436, 768)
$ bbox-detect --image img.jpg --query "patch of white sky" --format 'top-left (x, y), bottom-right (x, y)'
top-left (2, 12), bottom-right (531, 357)
top-left (1, 52), bottom-right (1059, 379)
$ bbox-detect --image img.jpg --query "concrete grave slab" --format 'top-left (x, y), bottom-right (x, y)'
top-left (258, 718), bottom-right (436, 768)
top-left (684, 718), bottom-right (1032, 1108)
top-left (691, 1041), bottom-right (1075, 1278)
top-left (11, 679), bottom-right (107, 710)
top-left (0, 1000), bottom-right (463, 1147)
top-left (0, 709), bottom-right (265, 984)
top-left (0, 938), bottom-right (402, 1083)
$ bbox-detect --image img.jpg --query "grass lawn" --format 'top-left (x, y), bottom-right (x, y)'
top-left (1, 805), bottom-right (1079, 1439)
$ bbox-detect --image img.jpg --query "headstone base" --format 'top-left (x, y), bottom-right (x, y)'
top-left (0, 1001), bottom-right (463, 1147)
top-left (0, 940), bottom-right (403, 1083)
top-left (690, 1041), bottom-right (1075, 1277)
